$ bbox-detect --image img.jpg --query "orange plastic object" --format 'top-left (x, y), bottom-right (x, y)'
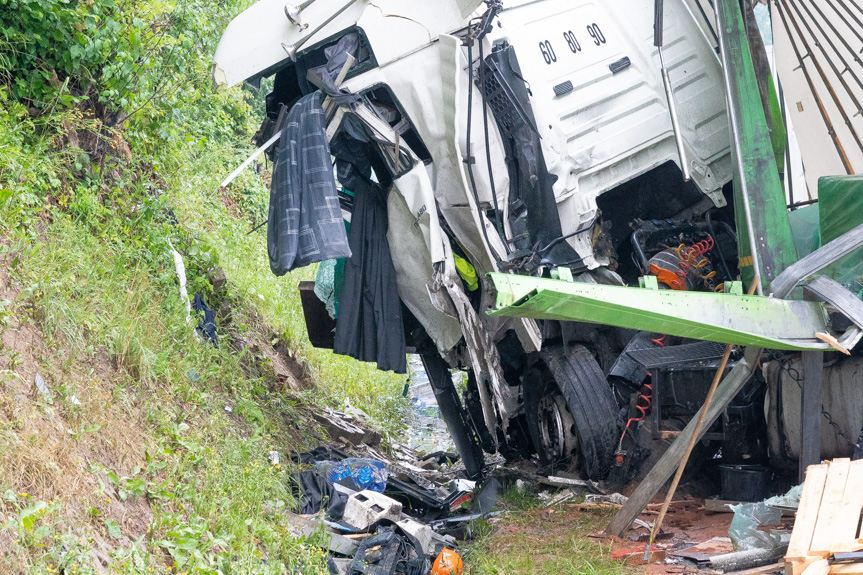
top-left (432, 548), bottom-right (464, 575)
top-left (649, 263), bottom-right (687, 291)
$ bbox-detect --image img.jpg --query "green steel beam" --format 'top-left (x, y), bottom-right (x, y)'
top-left (487, 273), bottom-right (832, 350)
top-left (716, 0), bottom-right (797, 290)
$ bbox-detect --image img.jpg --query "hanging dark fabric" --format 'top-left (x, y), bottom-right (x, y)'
top-left (267, 91), bottom-right (351, 275)
top-left (333, 177), bottom-right (406, 374)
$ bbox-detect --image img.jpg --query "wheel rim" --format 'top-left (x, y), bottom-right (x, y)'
top-left (537, 392), bottom-right (578, 462)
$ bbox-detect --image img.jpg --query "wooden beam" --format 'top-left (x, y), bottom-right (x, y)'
top-left (830, 461), bottom-right (863, 553)
top-left (809, 459), bottom-right (851, 556)
top-left (786, 463), bottom-right (829, 562)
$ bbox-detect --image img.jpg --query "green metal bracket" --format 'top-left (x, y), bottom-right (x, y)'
top-left (724, 281), bottom-right (743, 295)
top-left (639, 276), bottom-right (660, 290)
top-left (488, 273), bottom-right (832, 350)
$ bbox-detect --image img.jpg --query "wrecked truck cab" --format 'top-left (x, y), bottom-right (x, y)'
top-left (214, 0), bottom-right (740, 480)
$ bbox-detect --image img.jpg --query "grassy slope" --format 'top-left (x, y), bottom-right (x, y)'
top-left (0, 86), bottom-right (408, 574)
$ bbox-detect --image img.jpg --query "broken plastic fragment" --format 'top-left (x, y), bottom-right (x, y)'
top-left (34, 374), bottom-right (51, 400)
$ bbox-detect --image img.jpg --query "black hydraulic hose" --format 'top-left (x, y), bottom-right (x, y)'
top-left (782, 0), bottom-right (863, 156)
top-left (465, 37), bottom-right (503, 267)
top-left (825, 0), bottom-right (863, 57)
top-left (774, 1), bottom-right (855, 173)
top-left (798, 0), bottom-right (863, 113)
top-left (478, 37), bottom-right (509, 253)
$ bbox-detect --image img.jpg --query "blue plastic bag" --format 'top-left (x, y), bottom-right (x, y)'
top-left (315, 458), bottom-right (388, 493)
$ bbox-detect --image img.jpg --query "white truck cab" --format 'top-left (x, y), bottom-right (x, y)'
top-left (214, 0), bottom-right (737, 480)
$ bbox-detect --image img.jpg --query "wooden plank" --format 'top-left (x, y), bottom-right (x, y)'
top-left (832, 540), bottom-right (863, 553)
top-left (830, 461), bottom-right (863, 554)
top-left (791, 558), bottom-right (818, 575)
top-left (831, 563), bottom-right (863, 575)
top-left (801, 559), bottom-right (830, 575)
top-left (787, 463), bottom-right (830, 562)
top-left (810, 459), bottom-right (852, 557)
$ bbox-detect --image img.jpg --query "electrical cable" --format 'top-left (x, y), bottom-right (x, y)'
top-left (478, 36), bottom-right (510, 254)
top-left (464, 34), bottom-right (504, 267)
top-left (617, 383), bottom-right (653, 453)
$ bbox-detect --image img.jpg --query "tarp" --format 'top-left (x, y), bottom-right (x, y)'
top-left (818, 176), bottom-right (863, 295)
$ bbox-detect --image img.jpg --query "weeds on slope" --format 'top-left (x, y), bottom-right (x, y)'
top-left (165, 143), bottom-right (410, 435)
top-left (1, 208), bottom-right (336, 573)
top-left (0, 82), bottom-right (406, 574)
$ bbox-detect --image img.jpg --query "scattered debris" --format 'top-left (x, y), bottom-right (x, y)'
top-left (710, 540), bottom-right (790, 572)
top-left (585, 493), bottom-right (628, 506)
top-left (543, 475), bottom-right (605, 494)
top-left (431, 548), bottom-right (463, 575)
top-left (34, 373), bottom-right (51, 400)
top-left (316, 458), bottom-right (389, 493)
top-left (311, 407), bottom-right (382, 447)
top-left (284, 511), bottom-right (358, 555)
top-left (670, 537), bottom-right (735, 562)
top-left (344, 491), bottom-right (402, 530)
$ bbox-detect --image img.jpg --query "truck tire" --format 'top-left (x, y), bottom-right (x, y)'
top-left (528, 343), bottom-right (619, 479)
top-left (421, 354), bottom-right (485, 479)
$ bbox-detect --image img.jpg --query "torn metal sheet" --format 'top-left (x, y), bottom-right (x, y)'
top-left (432, 262), bottom-right (516, 439)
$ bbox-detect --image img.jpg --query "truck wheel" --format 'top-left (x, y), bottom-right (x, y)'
top-left (527, 343), bottom-right (619, 479)
top-left (524, 367), bottom-right (580, 467)
top-left (421, 354), bottom-right (486, 479)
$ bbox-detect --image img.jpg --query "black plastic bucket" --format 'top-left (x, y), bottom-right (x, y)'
top-left (719, 464), bottom-right (769, 502)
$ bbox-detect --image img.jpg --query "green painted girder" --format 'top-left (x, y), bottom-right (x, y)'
top-left (718, 0), bottom-right (798, 288)
top-left (487, 273), bottom-right (832, 351)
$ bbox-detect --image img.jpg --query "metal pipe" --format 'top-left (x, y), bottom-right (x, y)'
top-left (659, 47), bottom-right (691, 181)
top-left (773, 1), bottom-right (854, 173)
top-left (780, 0), bottom-right (863, 156)
top-left (655, 0), bottom-right (691, 182)
top-left (281, 0), bottom-right (359, 62)
top-left (713, 0), bottom-right (763, 294)
top-left (284, 0), bottom-right (319, 29)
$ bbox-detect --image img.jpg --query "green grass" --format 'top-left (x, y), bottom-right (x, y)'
top-left (464, 487), bottom-right (635, 575)
top-left (0, 85), bottom-right (408, 573)
top-left (163, 142), bottom-right (410, 435)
